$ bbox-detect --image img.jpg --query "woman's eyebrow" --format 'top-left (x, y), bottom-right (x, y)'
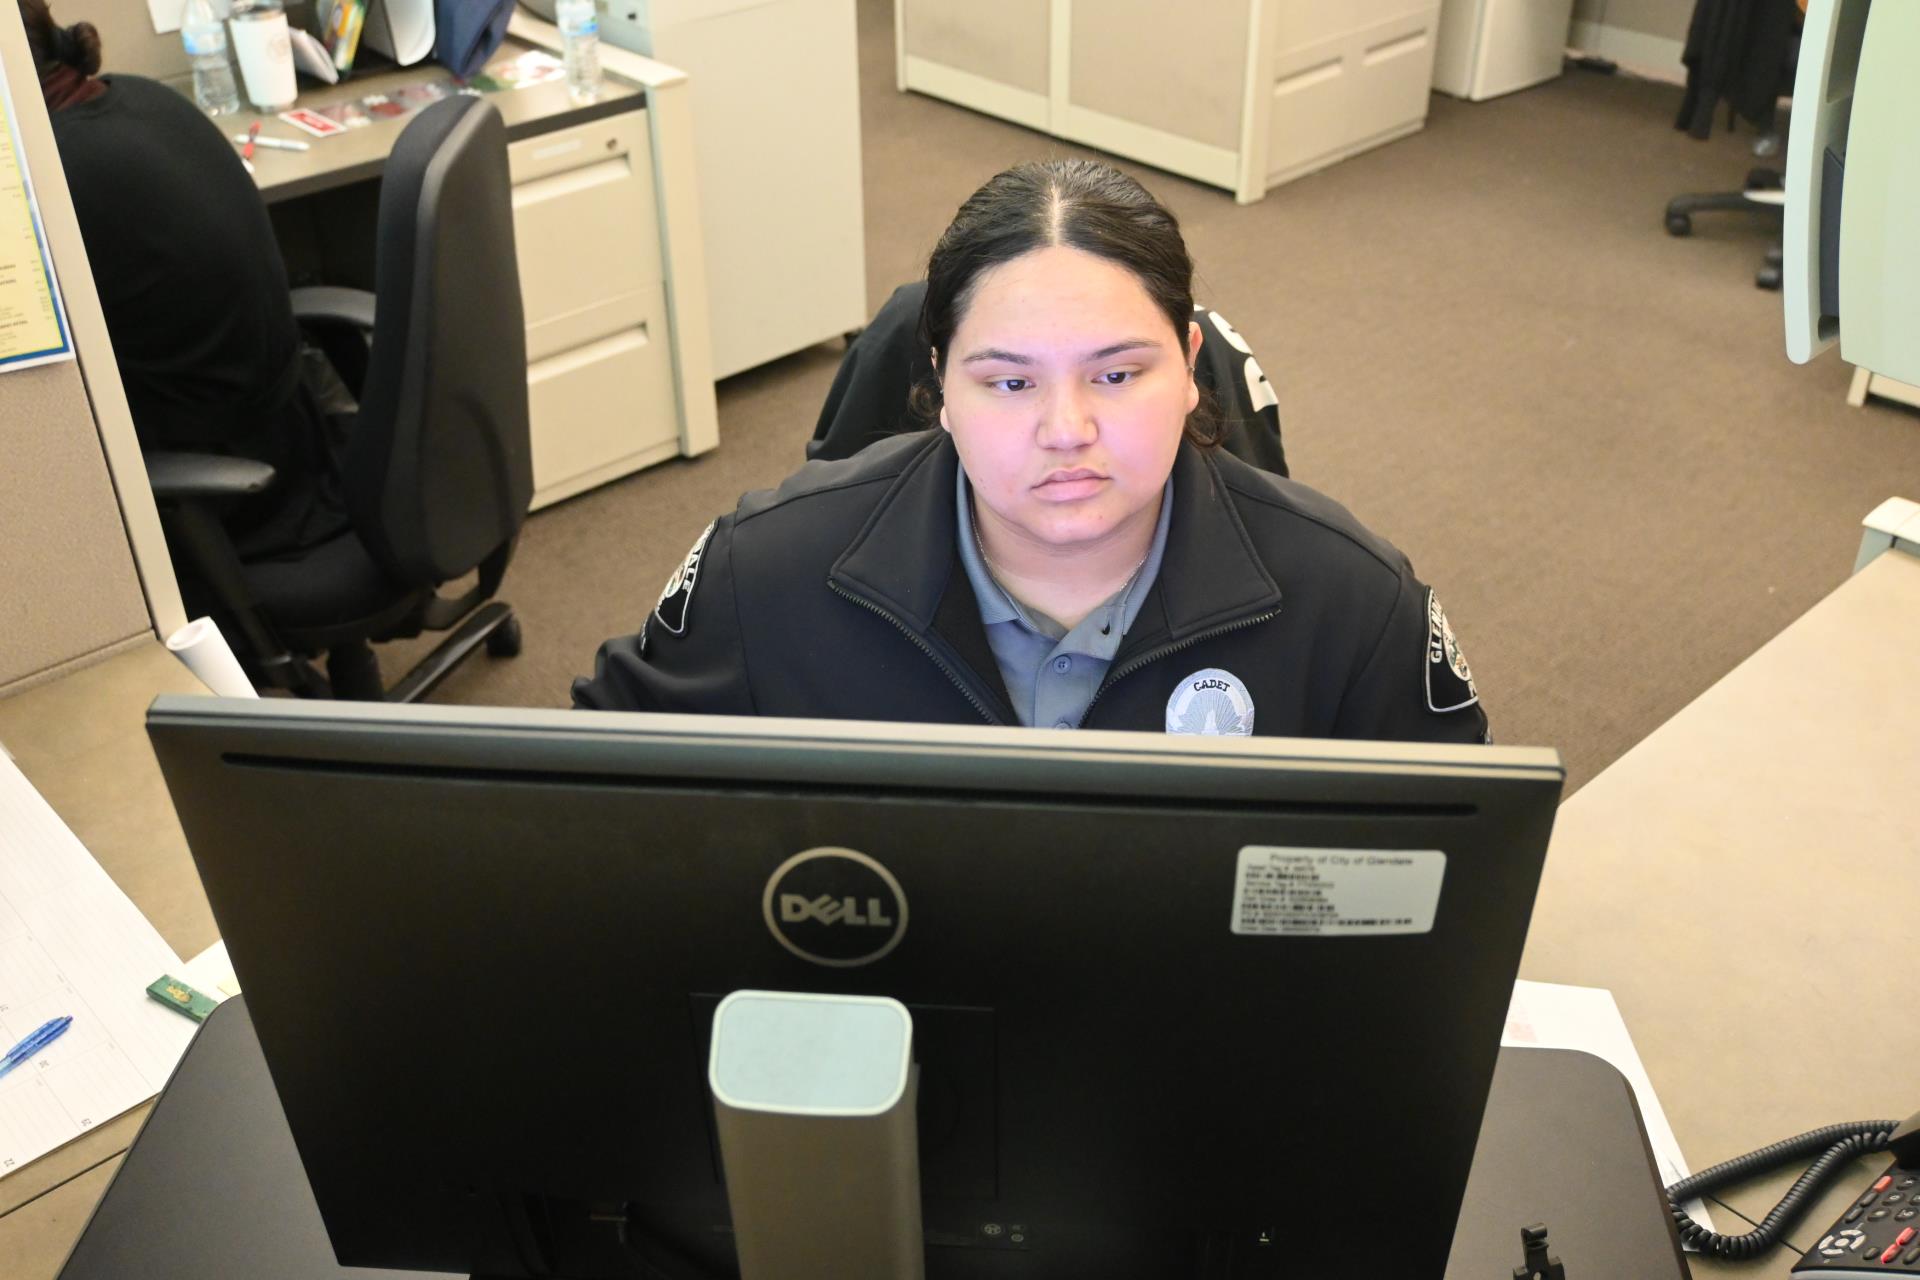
top-left (958, 338), bottom-right (1162, 366)
top-left (1082, 338), bottom-right (1161, 362)
top-left (960, 346), bottom-right (1033, 366)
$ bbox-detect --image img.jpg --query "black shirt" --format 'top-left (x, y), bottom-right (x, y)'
top-left (50, 74), bottom-right (344, 555)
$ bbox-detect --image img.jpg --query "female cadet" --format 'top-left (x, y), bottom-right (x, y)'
top-left (574, 159), bottom-right (1488, 745)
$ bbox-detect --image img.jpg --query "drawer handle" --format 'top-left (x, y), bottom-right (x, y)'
top-left (1363, 31), bottom-right (1428, 66)
top-left (528, 326), bottom-right (652, 382)
top-left (513, 156), bottom-right (635, 209)
top-left (1274, 58), bottom-right (1342, 96)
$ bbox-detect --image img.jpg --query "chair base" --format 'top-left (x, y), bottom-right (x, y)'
top-left (257, 601), bottom-right (520, 703)
top-left (1663, 190), bottom-right (1785, 237)
top-left (382, 601), bottom-right (519, 704)
top-left (1665, 181), bottom-right (1788, 291)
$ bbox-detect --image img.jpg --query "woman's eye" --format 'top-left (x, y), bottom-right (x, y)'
top-left (990, 378), bottom-right (1031, 393)
top-left (1097, 369), bottom-right (1136, 386)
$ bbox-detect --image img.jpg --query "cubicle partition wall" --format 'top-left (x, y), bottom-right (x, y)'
top-left (897, 0), bottom-right (1445, 204)
top-left (0, 1), bottom-right (185, 695)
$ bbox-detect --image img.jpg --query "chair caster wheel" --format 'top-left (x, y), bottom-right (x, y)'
top-left (486, 616), bottom-right (522, 658)
top-left (1666, 212), bottom-right (1692, 237)
top-left (1756, 266), bottom-right (1782, 291)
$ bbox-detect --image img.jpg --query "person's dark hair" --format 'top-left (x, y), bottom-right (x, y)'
top-left (18, 0), bottom-right (103, 79)
top-left (912, 158), bottom-right (1223, 448)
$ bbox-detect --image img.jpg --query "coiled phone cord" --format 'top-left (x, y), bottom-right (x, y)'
top-left (1665, 1120), bottom-right (1897, 1260)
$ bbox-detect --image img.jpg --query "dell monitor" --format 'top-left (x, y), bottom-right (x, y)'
top-left (145, 698), bottom-right (1563, 1279)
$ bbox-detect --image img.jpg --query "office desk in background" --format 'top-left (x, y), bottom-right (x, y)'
top-left (239, 12), bottom-right (718, 511)
top-left (3, 547), bottom-right (1918, 1278)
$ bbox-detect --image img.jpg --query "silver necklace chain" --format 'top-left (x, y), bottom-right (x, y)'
top-left (972, 519), bottom-right (1152, 626)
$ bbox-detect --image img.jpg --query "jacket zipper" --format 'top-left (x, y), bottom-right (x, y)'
top-left (829, 580), bottom-right (1003, 725)
top-left (1075, 609), bottom-right (1280, 728)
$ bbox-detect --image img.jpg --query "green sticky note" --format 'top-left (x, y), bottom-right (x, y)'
top-left (147, 975), bottom-right (219, 1022)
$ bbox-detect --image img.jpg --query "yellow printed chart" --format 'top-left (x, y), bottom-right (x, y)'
top-left (0, 55), bottom-right (73, 372)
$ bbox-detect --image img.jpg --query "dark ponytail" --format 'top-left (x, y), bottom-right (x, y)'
top-left (17, 1), bottom-right (103, 78)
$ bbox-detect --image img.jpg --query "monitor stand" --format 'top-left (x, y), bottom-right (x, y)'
top-left (707, 991), bottom-right (925, 1280)
top-left (52, 997), bottom-right (1688, 1279)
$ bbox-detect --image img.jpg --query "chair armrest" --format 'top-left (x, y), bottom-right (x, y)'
top-left (145, 451), bottom-right (277, 501)
top-left (290, 286), bottom-right (377, 331)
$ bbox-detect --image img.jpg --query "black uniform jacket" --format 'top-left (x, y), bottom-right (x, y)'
top-left (574, 432), bottom-right (1489, 745)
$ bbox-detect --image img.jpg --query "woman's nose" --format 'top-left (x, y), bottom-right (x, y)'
top-left (1036, 384), bottom-right (1097, 448)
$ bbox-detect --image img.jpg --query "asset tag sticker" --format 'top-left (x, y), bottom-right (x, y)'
top-left (1230, 847), bottom-right (1446, 936)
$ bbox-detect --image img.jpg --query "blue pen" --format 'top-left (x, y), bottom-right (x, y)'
top-left (0, 1016), bottom-right (74, 1082)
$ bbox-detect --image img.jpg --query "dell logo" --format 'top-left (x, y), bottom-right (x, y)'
top-left (763, 848), bottom-right (908, 968)
top-left (779, 894), bottom-right (895, 927)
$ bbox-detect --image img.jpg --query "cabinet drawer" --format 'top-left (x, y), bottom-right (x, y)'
top-left (1268, 8), bottom-right (1438, 181)
top-left (509, 111), bottom-right (663, 361)
top-left (1275, 0), bottom-right (1431, 57)
top-left (527, 311), bottom-right (680, 502)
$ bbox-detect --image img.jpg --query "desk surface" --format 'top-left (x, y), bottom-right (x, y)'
top-left (0, 644), bottom-right (209, 1265)
top-left (1522, 546), bottom-right (1920, 1275)
top-left (229, 39), bottom-right (642, 205)
top-left (3, 552), bottom-right (1918, 1278)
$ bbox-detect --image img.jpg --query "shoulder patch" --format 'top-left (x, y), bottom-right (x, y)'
top-left (1424, 590), bottom-right (1479, 713)
top-left (642, 520), bottom-right (716, 654)
top-left (1205, 308), bottom-right (1279, 416)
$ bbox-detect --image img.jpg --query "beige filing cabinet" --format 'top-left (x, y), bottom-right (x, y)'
top-left (248, 25), bottom-right (719, 512)
top-left (511, 109), bottom-right (686, 507)
top-left (896, 0), bottom-right (1442, 204)
top-left (550, 0), bottom-right (869, 379)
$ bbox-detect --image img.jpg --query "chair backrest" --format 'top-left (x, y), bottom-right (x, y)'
top-left (347, 96), bottom-right (532, 588)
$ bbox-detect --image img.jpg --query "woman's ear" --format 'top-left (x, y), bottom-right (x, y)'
top-left (933, 347), bottom-right (951, 433)
top-left (1185, 320), bottom-right (1204, 415)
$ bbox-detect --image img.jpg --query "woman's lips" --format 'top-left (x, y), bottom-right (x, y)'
top-left (1034, 469), bottom-right (1106, 500)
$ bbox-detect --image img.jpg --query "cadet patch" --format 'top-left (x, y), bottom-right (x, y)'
top-left (642, 520), bottom-right (715, 654)
top-left (1424, 590), bottom-right (1478, 713)
top-left (1166, 668), bottom-right (1256, 737)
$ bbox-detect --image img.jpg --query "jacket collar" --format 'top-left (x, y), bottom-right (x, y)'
top-left (831, 433), bottom-right (1283, 690)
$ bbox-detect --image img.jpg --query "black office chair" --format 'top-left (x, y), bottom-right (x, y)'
top-left (808, 280), bottom-right (1291, 476)
top-left (1663, 0), bottom-right (1800, 291)
top-left (147, 96), bottom-right (532, 702)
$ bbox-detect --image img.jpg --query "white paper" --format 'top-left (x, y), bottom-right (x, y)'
top-left (289, 27), bottom-right (341, 85)
top-left (147, 0), bottom-right (183, 35)
top-left (1503, 979), bottom-right (1713, 1234)
top-left (151, 0), bottom-right (232, 34)
top-left (164, 616), bottom-right (257, 698)
top-left (181, 939), bottom-right (240, 999)
top-left (362, 0), bottom-right (437, 66)
top-left (0, 756), bottom-right (197, 1179)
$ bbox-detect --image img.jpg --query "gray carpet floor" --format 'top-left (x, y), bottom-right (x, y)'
top-left (396, 0), bottom-right (1920, 794)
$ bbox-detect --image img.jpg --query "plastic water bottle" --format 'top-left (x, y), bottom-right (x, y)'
top-left (180, 0), bottom-right (239, 116)
top-left (556, 0), bottom-right (601, 102)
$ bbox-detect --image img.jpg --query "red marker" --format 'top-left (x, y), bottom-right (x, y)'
top-left (242, 120), bottom-right (260, 163)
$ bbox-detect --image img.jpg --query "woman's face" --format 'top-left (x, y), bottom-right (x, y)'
top-left (940, 245), bottom-right (1200, 557)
